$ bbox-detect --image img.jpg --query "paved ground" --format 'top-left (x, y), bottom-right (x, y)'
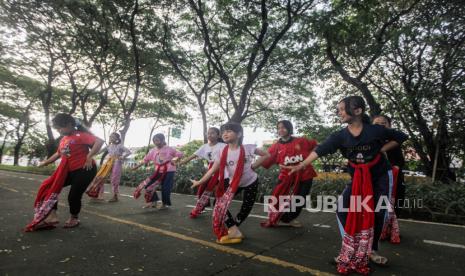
top-left (0, 170), bottom-right (464, 276)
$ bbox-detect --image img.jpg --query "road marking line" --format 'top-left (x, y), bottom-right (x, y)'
top-left (423, 240), bottom-right (465, 249)
top-left (0, 186), bottom-right (19, 193)
top-left (81, 208), bottom-right (335, 276)
top-left (103, 191), bottom-right (133, 198)
top-left (3, 171), bottom-right (465, 229)
top-left (0, 182), bottom-right (333, 275)
top-left (313, 224), bottom-right (331, 228)
top-left (184, 205), bottom-right (269, 219)
top-left (400, 219), bottom-right (465, 229)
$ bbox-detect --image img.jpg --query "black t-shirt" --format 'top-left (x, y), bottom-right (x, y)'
top-left (315, 124), bottom-right (408, 177)
top-left (387, 145), bottom-right (406, 169)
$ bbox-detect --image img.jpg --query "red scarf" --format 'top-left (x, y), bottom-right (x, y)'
top-left (190, 162), bottom-right (220, 218)
top-left (337, 154), bottom-right (380, 275)
top-left (381, 166), bottom-right (401, 244)
top-left (261, 171), bottom-right (302, 227)
top-left (133, 161), bottom-right (169, 203)
top-left (25, 157), bottom-right (69, 232)
top-left (196, 162), bottom-right (215, 198)
top-left (212, 145), bottom-right (245, 239)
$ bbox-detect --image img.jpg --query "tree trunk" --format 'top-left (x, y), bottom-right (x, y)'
top-left (119, 116), bottom-right (131, 145)
top-left (146, 122), bottom-right (157, 154)
top-left (119, 0), bottom-right (141, 145)
top-left (198, 101), bottom-right (208, 144)
top-left (45, 121), bottom-right (56, 157)
top-left (0, 131), bottom-right (12, 164)
top-left (13, 143), bottom-right (22, 166)
top-left (42, 56), bottom-right (56, 157)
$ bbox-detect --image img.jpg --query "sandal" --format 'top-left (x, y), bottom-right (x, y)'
top-left (108, 196), bottom-right (118, 203)
top-left (370, 252), bottom-right (388, 266)
top-left (63, 218), bottom-right (80, 228)
top-left (278, 220), bottom-right (303, 228)
top-left (216, 235), bottom-right (242, 245)
top-left (32, 221), bottom-right (58, 231)
top-left (142, 203), bottom-right (154, 209)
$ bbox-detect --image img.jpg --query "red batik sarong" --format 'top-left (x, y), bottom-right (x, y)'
top-left (336, 154), bottom-right (381, 275)
top-left (211, 145), bottom-right (245, 240)
top-left (25, 157), bottom-right (69, 232)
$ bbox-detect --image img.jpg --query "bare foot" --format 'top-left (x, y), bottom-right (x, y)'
top-left (108, 195), bottom-right (118, 202)
top-left (44, 210), bottom-right (59, 224)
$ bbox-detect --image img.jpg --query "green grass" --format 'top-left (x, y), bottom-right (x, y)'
top-left (0, 164), bottom-right (55, 175)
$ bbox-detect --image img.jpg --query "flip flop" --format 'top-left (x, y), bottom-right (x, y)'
top-left (216, 235), bottom-right (242, 244)
top-left (370, 253), bottom-right (389, 267)
top-left (63, 219), bottom-right (80, 228)
top-left (35, 221), bottom-right (58, 231)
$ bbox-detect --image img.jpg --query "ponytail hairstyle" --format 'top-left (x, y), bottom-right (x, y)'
top-left (277, 120), bottom-right (294, 136)
top-left (52, 113), bottom-right (92, 133)
top-left (339, 96), bottom-right (371, 124)
top-left (110, 132), bottom-right (122, 144)
top-left (152, 133), bottom-right (167, 146)
top-left (220, 121), bottom-right (244, 145)
top-left (208, 127), bottom-right (224, 143)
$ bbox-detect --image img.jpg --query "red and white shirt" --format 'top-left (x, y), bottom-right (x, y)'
top-left (58, 131), bottom-right (97, 171)
top-left (262, 137), bottom-right (317, 181)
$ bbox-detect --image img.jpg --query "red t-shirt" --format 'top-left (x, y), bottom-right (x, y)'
top-left (262, 137), bottom-right (317, 181)
top-left (58, 131), bottom-right (97, 171)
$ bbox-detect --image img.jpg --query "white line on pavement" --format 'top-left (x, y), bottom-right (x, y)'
top-left (1, 171), bottom-right (464, 229)
top-left (184, 204), bottom-right (268, 219)
top-left (423, 240), bottom-right (465, 249)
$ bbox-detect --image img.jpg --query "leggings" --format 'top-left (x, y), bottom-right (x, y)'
top-left (394, 170), bottom-right (405, 218)
top-left (225, 179), bottom-right (259, 228)
top-left (280, 178), bottom-right (313, 223)
top-left (53, 166), bottom-right (97, 217)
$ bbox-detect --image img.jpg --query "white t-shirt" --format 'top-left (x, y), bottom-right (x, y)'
top-left (194, 142), bottom-right (226, 164)
top-left (215, 144), bottom-right (258, 188)
top-left (107, 144), bottom-right (130, 158)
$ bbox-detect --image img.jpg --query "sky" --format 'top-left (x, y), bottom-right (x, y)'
top-left (91, 115), bottom-right (277, 148)
top-left (89, 87), bottom-right (331, 149)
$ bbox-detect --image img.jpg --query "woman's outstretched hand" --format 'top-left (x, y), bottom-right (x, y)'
top-left (280, 162), bottom-right (305, 175)
top-left (190, 179), bottom-right (201, 189)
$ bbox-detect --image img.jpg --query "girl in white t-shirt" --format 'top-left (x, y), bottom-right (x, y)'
top-left (191, 122), bottom-right (270, 244)
top-left (178, 127), bottom-right (226, 217)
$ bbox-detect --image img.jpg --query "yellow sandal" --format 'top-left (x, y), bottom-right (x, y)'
top-left (216, 235), bottom-right (243, 244)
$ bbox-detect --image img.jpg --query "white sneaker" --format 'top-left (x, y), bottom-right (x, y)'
top-left (157, 204), bottom-right (171, 210)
